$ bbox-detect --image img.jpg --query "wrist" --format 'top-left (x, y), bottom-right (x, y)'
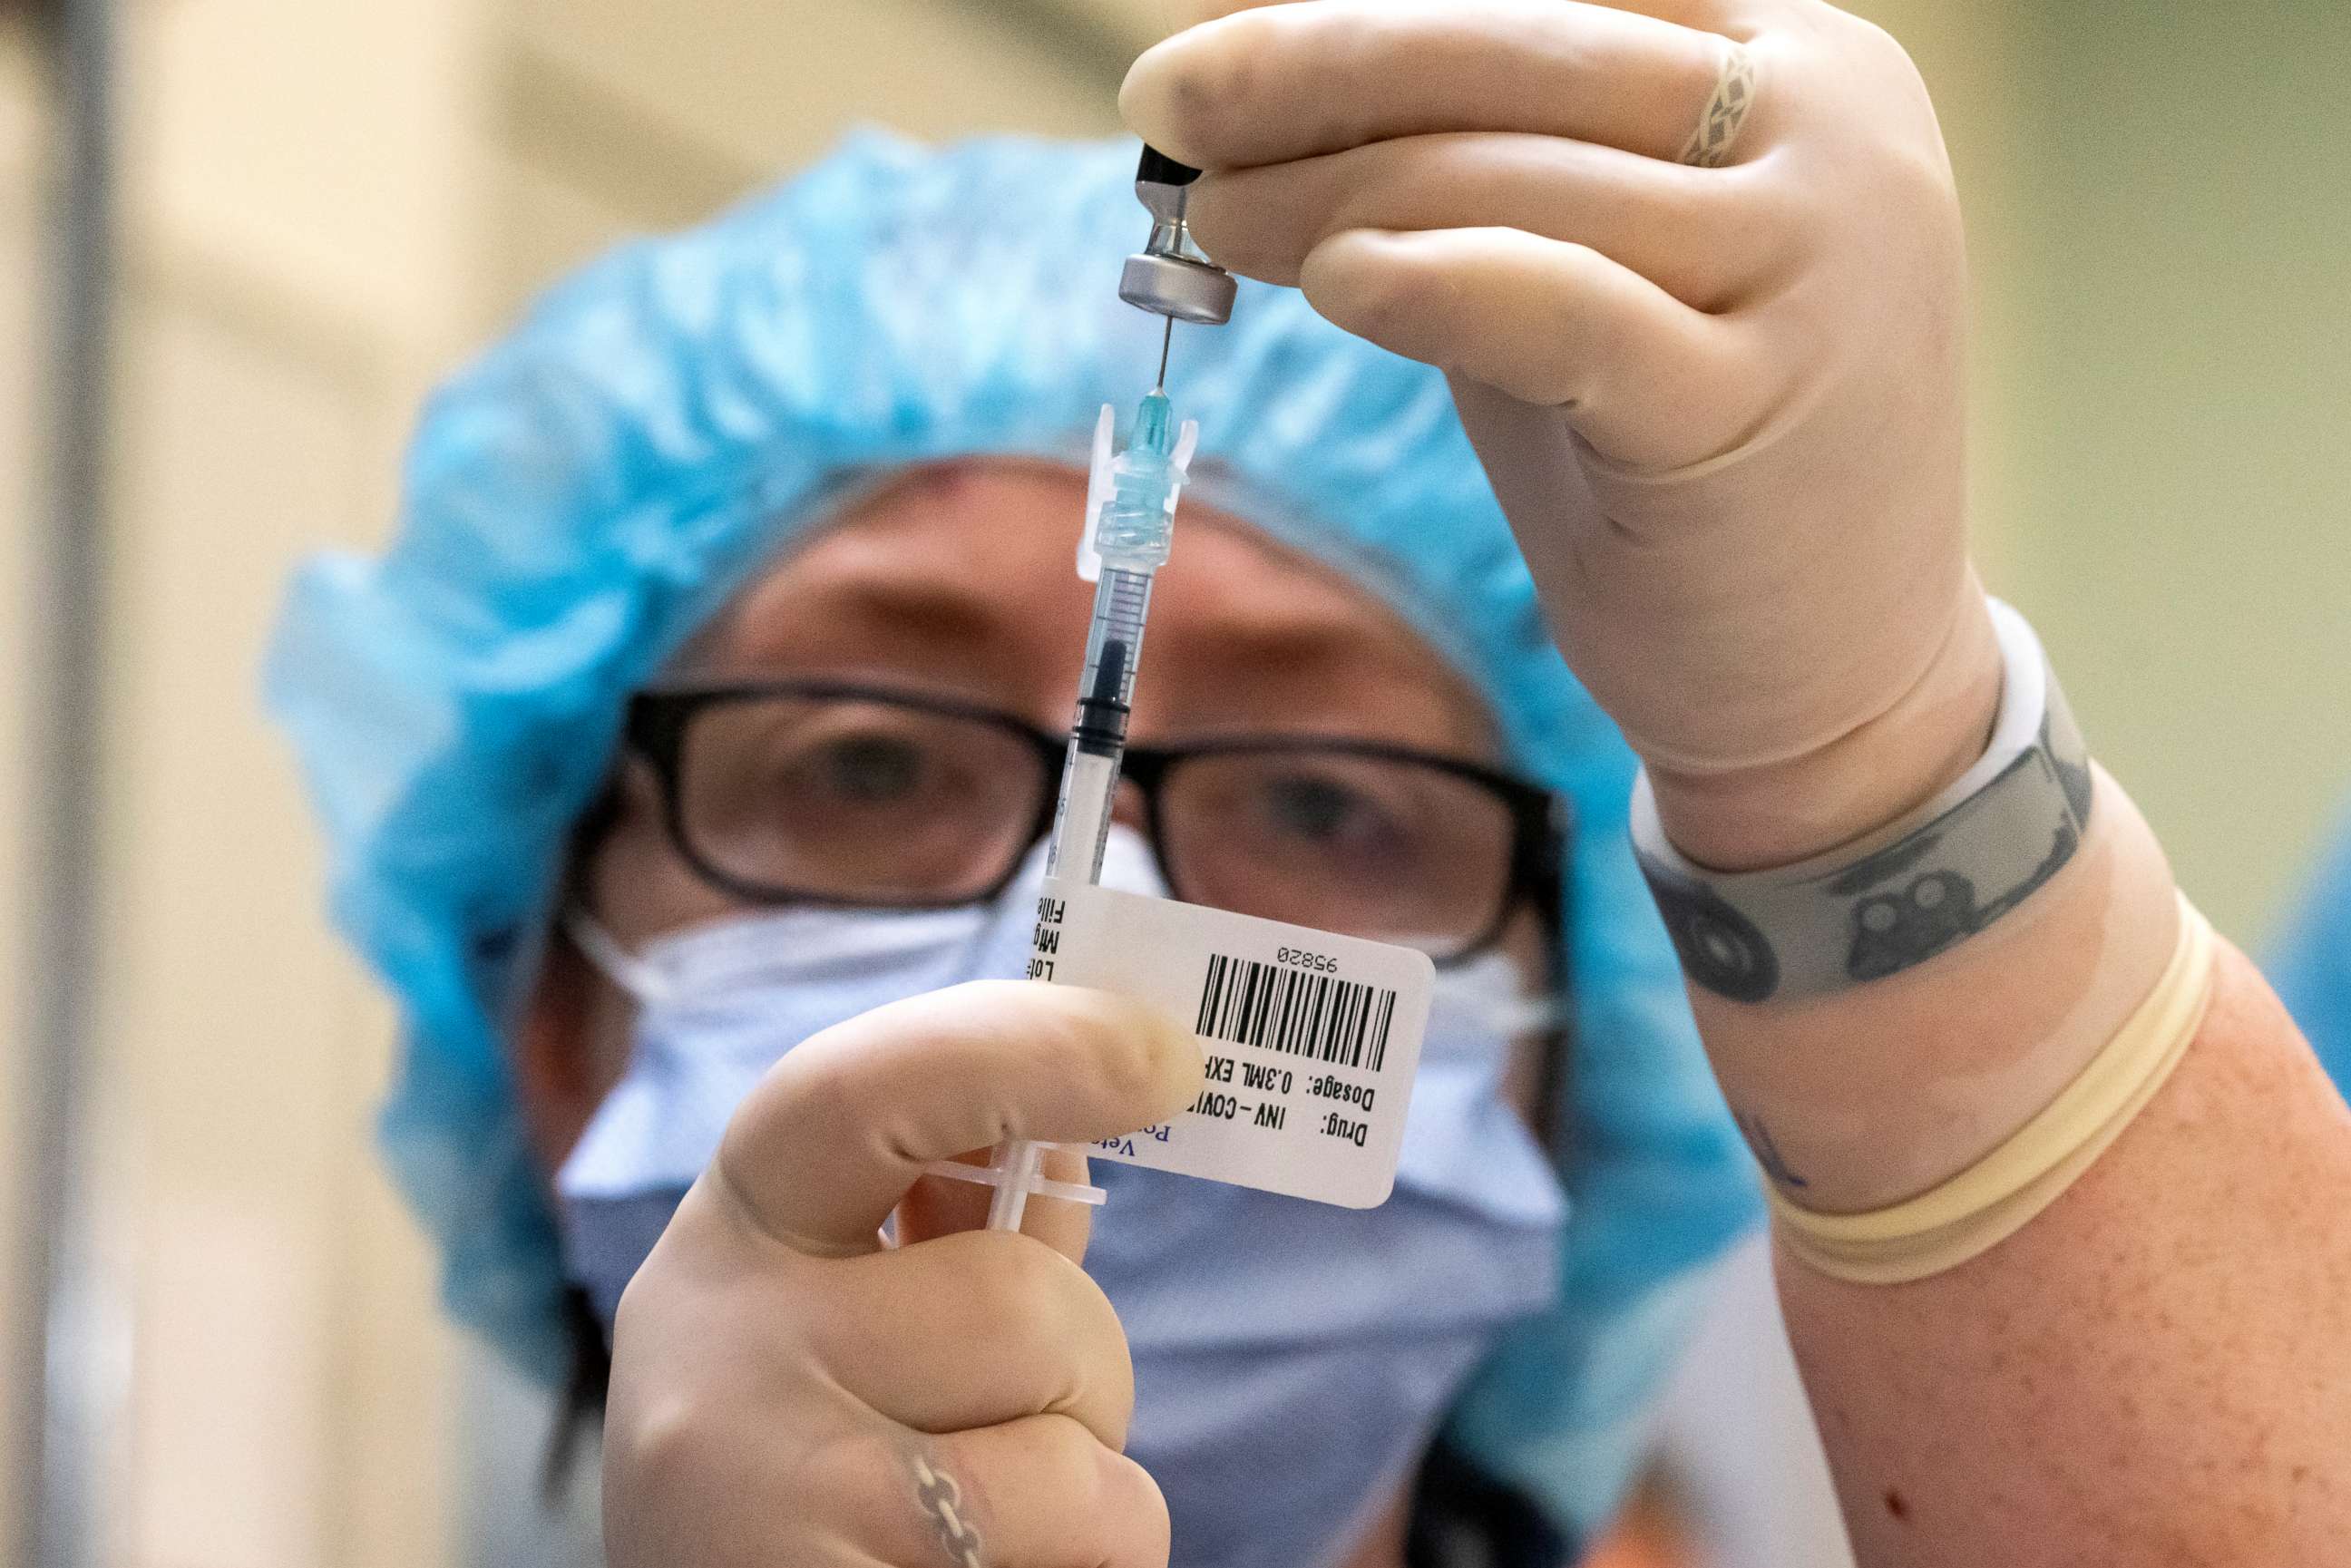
top-left (1644, 589), bottom-right (2005, 872)
top-left (1692, 769), bottom-right (2181, 1213)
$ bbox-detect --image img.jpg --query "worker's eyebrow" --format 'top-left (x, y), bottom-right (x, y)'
top-left (1150, 605), bottom-right (1499, 753)
top-left (1193, 591), bottom-right (1383, 651)
top-left (767, 575), bottom-right (1009, 654)
top-left (685, 550), bottom-right (1041, 692)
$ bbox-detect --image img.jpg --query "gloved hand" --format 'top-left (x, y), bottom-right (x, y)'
top-left (1124, 0), bottom-right (2002, 865)
top-left (601, 980), bottom-right (1203, 1568)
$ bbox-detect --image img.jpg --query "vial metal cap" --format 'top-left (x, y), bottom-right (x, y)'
top-left (1119, 251), bottom-right (1237, 325)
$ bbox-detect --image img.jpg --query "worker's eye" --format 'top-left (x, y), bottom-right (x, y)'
top-left (678, 697), bottom-right (1049, 901)
top-left (766, 725), bottom-right (972, 819)
top-left (1260, 774), bottom-right (1380, 842)
top-left (1250, 772), bottom-right (1412, 867)
top-left (795, 733), bottom-right (929, 804)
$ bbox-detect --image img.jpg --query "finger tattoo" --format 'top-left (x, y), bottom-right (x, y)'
top-left (910, 1448), bottom-right (988, 1568)
top-left (1680, 43), bottom-right (1758, 169)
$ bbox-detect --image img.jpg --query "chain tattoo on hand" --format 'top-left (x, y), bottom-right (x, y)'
top-left (1680, 43), bottom-right (1758, 168)
top-left (910, 1447), bottom-right (987, 1568)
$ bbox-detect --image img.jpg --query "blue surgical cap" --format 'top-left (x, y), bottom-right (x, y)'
top-left (267, 129), bottom-right (1759, 1537)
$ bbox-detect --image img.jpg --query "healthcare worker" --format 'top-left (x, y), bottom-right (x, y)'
top-left (273, 141), bottom-right (1752, 1564)
top-left (274, 91), bottom-right (1754, 1568)
top-left (272, 3), bottom-right (2351, 1565)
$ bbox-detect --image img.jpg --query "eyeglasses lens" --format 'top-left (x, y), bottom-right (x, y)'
top-left (676, 696), bottom-right (1048, 902)
top-left (1157, 749), bottom-right (1515, 953)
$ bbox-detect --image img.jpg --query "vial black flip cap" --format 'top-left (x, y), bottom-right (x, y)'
top-left (1136, 145), bottom-right (1203, 186)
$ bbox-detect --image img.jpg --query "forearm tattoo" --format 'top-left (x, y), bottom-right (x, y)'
top-left (909, 1447), bottom-right (986, 1568)
top-left (1736, 1110), bottom-right (1810, 1193)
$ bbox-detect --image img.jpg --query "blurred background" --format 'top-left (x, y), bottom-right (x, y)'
top-left (0, 1), bottom-right (2345, 1564)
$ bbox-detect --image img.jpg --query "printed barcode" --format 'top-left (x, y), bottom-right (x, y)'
top-left (1195, 953), bottom-right (1399, 1073)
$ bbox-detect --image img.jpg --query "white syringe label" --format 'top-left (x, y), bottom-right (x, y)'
top-left (1029, 880), bottom-right (1434, 1208)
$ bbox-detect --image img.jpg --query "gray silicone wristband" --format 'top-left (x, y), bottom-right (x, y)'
top-left (1631, 601), bottom-right (2093, 1003)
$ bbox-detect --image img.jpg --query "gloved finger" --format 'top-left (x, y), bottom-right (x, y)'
top-left (713, 980), bottom-right (1202, 1260)
top-left (1188, 131), bottom-right (1802, 312)
top-left (1563, 0), bottom-right (1751, 28)
top-left (1299, 225), bottom-right (1782, 467)
top-left (1122, 0), bottom-right (1732, 170)
top-left (892, 1417), bottom-right (1171, 1568)
top-left (897, 1142), bottom-right (1096, 1258)
top-left (1165, 0), bottom-right (1289, 19)
top-left (817, 1230), bottom-right (1136, 1449)
top-left (1178, 0), bottom-right (1745, 24)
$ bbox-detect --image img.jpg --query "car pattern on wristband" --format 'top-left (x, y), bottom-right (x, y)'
top-left (1633, 606), bottom-right (2092, 1002)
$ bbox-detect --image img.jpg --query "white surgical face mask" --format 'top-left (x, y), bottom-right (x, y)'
top-left (556, 827), bottom-right (1568, 1568)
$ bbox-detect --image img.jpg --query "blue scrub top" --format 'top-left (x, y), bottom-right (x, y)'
top-left (2272, 802), bottom-right (2351, 1086)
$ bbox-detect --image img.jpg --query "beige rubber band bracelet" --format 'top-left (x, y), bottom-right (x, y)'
top-left (1770, 891), bottom-right (2216, 1285)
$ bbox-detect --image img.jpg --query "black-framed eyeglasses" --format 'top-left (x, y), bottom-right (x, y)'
top-left (619, 678), bottom-right (1569, 965)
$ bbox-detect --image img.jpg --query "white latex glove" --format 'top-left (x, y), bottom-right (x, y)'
top-left (1124, 0), bottom-right (2003, 865)
top-left (601, 980), bottom-right (1203, 1568)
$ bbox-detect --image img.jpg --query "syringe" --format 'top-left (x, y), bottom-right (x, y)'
top-left (979, 390), bottom-right (1198, 1232)
top-left (928, 145), bottom-right (1224, 1233)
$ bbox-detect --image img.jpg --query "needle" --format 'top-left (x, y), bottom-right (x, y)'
top-left (1154, 316), bottom-right (1174, 392)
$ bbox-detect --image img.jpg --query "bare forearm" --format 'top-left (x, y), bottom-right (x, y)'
top-left (1676, 735), bottom-right (2351, 1559)
top-left (1786, 940), bottom-right (2351, 1564)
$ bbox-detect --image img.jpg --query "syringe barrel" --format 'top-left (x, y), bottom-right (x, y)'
top-left (1048, 565), bottom-right (1155, 884)
top-left (1045, 746), bottom-right (1122, 885)
top-left (1071, 566), bottom-right (1153, 757)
